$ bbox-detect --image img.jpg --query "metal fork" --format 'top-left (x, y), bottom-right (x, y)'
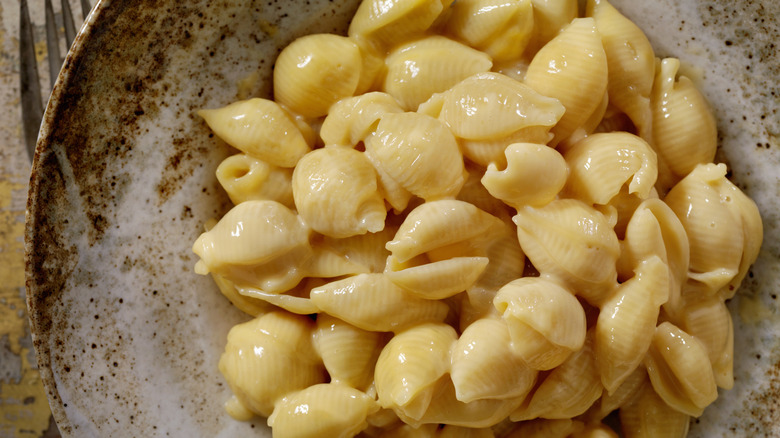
top-left (20, 0), bottom-right (92, 161)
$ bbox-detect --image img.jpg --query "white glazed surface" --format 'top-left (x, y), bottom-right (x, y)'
top-left (24, 0), bottom-right (779, 436)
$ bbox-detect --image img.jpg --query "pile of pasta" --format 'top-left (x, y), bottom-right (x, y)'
top-left (191, 0), bottom-right (764, 436)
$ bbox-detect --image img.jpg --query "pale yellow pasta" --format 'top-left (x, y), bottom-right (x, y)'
top-left (587, 0), bottom-right (655, 138)
top-left (438, 72), bottom-right (565, 141)
top-left (268, 383), bottom-right (379, 438)
top-left (595, 256), bottom-right (668, 393)
top-left (411, 377), bottom-right (523, 428)
top-left (524, 18), bottom-right (608, 148)
top-left (309, 273), bottom-right (450, 332)
top-left (619, 198), bottom-right (689, 318)
top-left (216, 153), bottom-right (294, 208)
top-left (513, 199), bottom-right (620, 305)
top-left (511, 332), bottom-right (602, 421)
top-left (386, 256), bottom-right (490, 300)
top-left (589, 366), bottom-right (647, 421)
top-left (481, 143), bottom-right (568, 209)
top-left (320, 92), bottom-right (403, 147)
top-left (644, 322), bottom-right (718, 417)
top-left (678, 295), bottom-right (734, 389)
top-left (527, 0), bottom-right (578, 53)
top-left (386, 199), bottom-right (505, 263)
top-left (563, 132), bottom-right (658, 205)
top-left (196, 0), bottom-right (765, 433)
top-left (446, 0), bottom-right (534, 62)
top-left (198, 98), bottom-right (311, 167)
top-left (383, 36), bottom-right (493, 111)
top-left (192, 200), bottom-right (311, 291)
top-left (273, 34), bottom-right (362, 118)
top-left (494, 278), bottom-right (586, 370)
top-left (375, 323), bottom-right (457, 419)
top-left (319, 225), bottom-right (397, 274)
top-left (619, 380), bottom-right (691, 438)
top-left (348, 0), bottom-right (453, 48)
top-left (313, 314), bottom-right (385, 391)
top-left (651, 58), bottom-right (718, 182)
top-left (365, 112), bottom-right (466, 201)
top-left (211, 272), bottom-right (270, 317)
top-left (385, 200), bottom-right (511, 299)
top-left (665, 163), bottom-right (762, 297)
top-left (218, 312), bottom-right (326, 418)
top-left (292, 147), bottom-right (386, 238)
top-left (450, 317), bottom-right (537, 402)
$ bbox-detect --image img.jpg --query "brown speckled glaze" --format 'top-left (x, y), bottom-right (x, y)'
top-left (24, 0), bottom-right (779, 436)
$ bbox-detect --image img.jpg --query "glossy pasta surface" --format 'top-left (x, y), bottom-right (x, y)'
top-left (191, 0), bottom-right (764, 436)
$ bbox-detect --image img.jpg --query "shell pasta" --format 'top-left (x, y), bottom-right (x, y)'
top-left (192, 0), bottom-right (763, 436)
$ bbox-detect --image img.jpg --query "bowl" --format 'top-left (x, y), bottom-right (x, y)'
top-left (24, 0), bottom-right (780, 436)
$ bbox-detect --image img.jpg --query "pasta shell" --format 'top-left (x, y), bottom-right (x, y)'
top-left (365, 112), bottom-right (466, 201)
top-left (198, 98), bottom-right (311, 167)
top-left (494, 277), bottom-right (586, 370)
top-left (446, 0), bottom-right (534, 62)
top-left (268, 383), bottom-right (379, 438)
top-left (619, 380), bottom-right (690, 438)
top-left (591, 366), bottom-right (647, 421)
top-left (451, 317), bottom-right (538, 402)
top-left (439, 72), bottom-right (565, 141)
top-left (319, 225), bottom-right (398, 274)
top-left (678, 295), bottom-right (733, 389)
top-left (348, 0), bottom-right (453, 48)
top-left (524, 18), bottom-right (608, 147)
top-left (458, 126), bottom-right (553, 168)
top-left (651, 58), bottom-right (717, 179)
top-left (237, 279), bottom-right (320, 316)
top-left (644, 322), bottom-right (718, 417)
top-left (513, 199), bottom-right (620, 305)
top-left (386, 256), bottom-right (490, 300)
top-left (376, 423), bottom-right (439, 438)
top-left (293, 147), bottom-right (386, 238)
top-left (313, 314), bottom-right (386, 391)
top-left (383, 36), bottom-right (493, 110)
top-left (587, 0), bottom-right (655, 138)
top-left (387, 200), bottom-right (506, 262)
top-left (620, 198), bottom-right (689, 318)
top-left (563, 132), bottom-right (658, 205)
top-left (375, 323), bottom-right (458, 418)
top-left (310, 273), bottom-right (450, 332)
top-left (365, 148), bottom-right (414, 212)
top-left (457, 165), bottom-right (515, 222)
top-left (353, 36), bottom-right (387, 95)
top-left (595, 256), bottom-right (668, 393)
top-left (664, 164), bottom-right (745, 295)
top-left (511, 332), bottom-right (602, 420)
top-left (321, 92), bottom-right (403, 147)
top-left (570, 424), bottom-right (619, 438)
top-left (527, 0), bottom-right (578, 53)
top-left (481, 142), bottom-right (568, 209)
top-left (412, 377), bottom-right (524, 428)
top-left (218, 312), bottom-right (326, 417)
top-left (273, 34), bottom-right (362, 118)
top-left (192, 200), bottom-right (311, 287)
top-left (216, 154), bottom-right (295, 208)
top-left (210, 273), bottom-right (270, 317)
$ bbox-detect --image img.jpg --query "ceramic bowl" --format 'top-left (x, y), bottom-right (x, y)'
top-left (24, 0), bottom-right (780, 436)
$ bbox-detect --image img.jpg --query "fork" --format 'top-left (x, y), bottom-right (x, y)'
top-left (20, 0), bottom-right (93, 161)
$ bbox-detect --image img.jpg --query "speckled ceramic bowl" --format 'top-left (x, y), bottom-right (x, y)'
top-left (24, 0), bottom-right (779, 436)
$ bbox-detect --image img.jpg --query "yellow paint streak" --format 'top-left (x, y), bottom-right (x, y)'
top-left (0, 348), bottom-right (52, 437)
top-left (0, 177), bottom-right (54, 437)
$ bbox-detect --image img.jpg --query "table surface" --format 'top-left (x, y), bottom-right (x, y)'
top-left (1, 1), bottom-right (88, 436)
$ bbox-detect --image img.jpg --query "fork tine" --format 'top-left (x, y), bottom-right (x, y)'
top-left (81, 0), bottom-right (92, 21)
top-left (20, 0), bottom-right (44, 160)
top-left (44, 0), bottom-right (62, 89)
top-left (62, 0), bottom-right (77, 49)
